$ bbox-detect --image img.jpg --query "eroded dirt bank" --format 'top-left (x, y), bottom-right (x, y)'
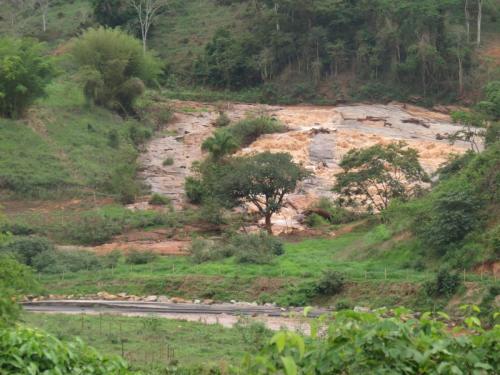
top-left (138, 101), bottom-right (473, 234)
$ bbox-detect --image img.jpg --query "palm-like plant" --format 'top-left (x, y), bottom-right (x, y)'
top-left (201, 130), bottom-right (239, 160)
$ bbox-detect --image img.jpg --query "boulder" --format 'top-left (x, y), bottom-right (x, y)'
top-left (145, 295), bottom-right (158, 302)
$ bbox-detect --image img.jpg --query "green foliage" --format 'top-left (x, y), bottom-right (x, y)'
top-left (244, 309), bottom-right (500, 374)
top-left (125, 250), bottom-right (157, 265)
top-left (0, 236), bottom-right (53, 267)
top-left (0, 254), bottom-right (38, 293)
top-left (228, 116), bottom-right (285, 147)
top-left (424, 268), bottom-right (461, 298)
top-left (201, 128), bottom-right (239, 160)
top-left (418, 188), bottom-right (481, 254)
top-left (163, 157), bottom-right (174, 166)
top-left (229, 232), bottom-right (284, 264)
top-left (478, 81), bottom-right (500, 119)
top-left (107, 129), bottom-right (120, 149)
top-left (0, 291), bottom-right (19, 328)
top-left (214, 112), bottom-right (231, 127)
top-left (72, 27), bottom-right (161, 114)
top-left (190, 232), bottom-right (284, 265)
top-left (107, 164), bottom-right (139, 204)
top-left (0, 325), bottom-right (133, 374)
top-left (92, 0), bottom-right (134, 28)
top-left (33, 250), bottom-right (103, 274)
top-left (0, 37), bottom-right (55, 118)
top-left (309, 197), bottom-right (360, 225)
top-left (305, 213), bottom-right (329, 228)
top-left (334, 142), bottom-right (429, 211)
top-left (315, 269), bottom-right (345, 296)
top-left (184, 176), bottom-right (205, 204)
top-left (194, 28), bottom-right (261, 89)
top-left (148, 193), bottom-right (171, 206)
top-left (214, 152), bottom-right (310, 233)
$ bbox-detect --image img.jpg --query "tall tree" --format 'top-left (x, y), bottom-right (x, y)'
top-left (217, 152), bottom-right (310, 234)
top-left (128, 0), bottom-right (167, 53)
top-left (34, 0), bottom-right (50, 32)
top-left (334, 142), bottom-right (429, 212)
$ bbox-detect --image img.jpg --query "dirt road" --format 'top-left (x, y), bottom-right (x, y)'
top-left (23, 300), bottom-right (326, 331)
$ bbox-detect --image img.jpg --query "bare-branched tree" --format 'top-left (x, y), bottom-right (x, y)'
top-left (128, 0), bottom-right (167, 53)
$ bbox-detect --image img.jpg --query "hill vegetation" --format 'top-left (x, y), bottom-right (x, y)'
top-left (0, 0), bottom-right (498, 373)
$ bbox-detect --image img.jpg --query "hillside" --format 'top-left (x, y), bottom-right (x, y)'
top-left (0, 1), bottom-right (499, 374)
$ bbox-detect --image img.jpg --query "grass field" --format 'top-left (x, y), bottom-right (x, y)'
top-left (23, 312), bottom-right (259, 373)
top-left (0, 79), bottom-right (151, 199)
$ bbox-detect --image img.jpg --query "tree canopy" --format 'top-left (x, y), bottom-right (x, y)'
top-left (334, 142), bottom-right (429, 211)
top-left (215, 152), bottom-right (310, 233)
top-left (0, 37), bottom-right (55, 118)
top-left (72, 27), bottom-right (162, 114)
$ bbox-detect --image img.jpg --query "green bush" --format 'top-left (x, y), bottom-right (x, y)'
top-left (214, 112), bottom-right (231, 127)
top-left (229, 232), bottom-right (284, 264)
top-left (305, 213), bottom-right (330, 228)
top-left (315, 197), bottom-right (359, 225)
top-left (0, 254), bottom-right (38, 293)
top-left (107, 129), bottom-right (120, 149)
top-left (148, 193), bottom-right (171, 206)
top-left (189, 238), bottom-right (232, 264)
top-left (100, 250), bottom-right (121, 269)
top-left (229, 116), bottom-right (285, 147)
top-left (244, 309), bottom-right (499, 374)
top-left (72, 27), bottom-right (162, 114)
top-left (125, 250), bottom-right (157, 265)
top-left (315, 269), bottom-right (345, 296)
top-left (163, 157), bottom-right (174, 166)
top-left (106, 164), bottom-right (139, 204)
top-left (0, 236), bottom-right (53, 266)
top-left (0, 325), bottom-right (134, 374)
top-left (64, 212), bottom-right (122, 245)
top-left (33, 250), bottom-right (103, 274)
top-left (185, 177), bottom-right (205, 204)
top-left (0, 37), bottom-right (55, 118)
top-left (0, 291), bottom-right (20, 328)
top-left (418, 189), bottom-right (481, 254)
top-left (424, 269), bottom-right (461, 297)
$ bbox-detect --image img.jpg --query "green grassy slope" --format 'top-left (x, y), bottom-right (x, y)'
top-left (0, 78), bottom-right (145, 199)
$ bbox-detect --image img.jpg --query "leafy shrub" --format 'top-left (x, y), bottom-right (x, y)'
top-left (64, 212), bottom-right (122, 245)
top-left (0, 254), bottom-right (38, 293)
top-left (185, 177), bottom-right (205, 204)
top-left (0, 325), bottom-right (134, 374)
top-left (72, 27), bottom-right (161, 114)
top-left (229, 232), bottom-right (284, 264)
top-left (0, 236), bottom-right (53, 266)
top-left (0, 291), bottom-right (20, 328)
top-left (125, 250), bottom-right (157, 265)
top-left (106, 164), bottom-right (139, 204)
top-left (33, 250), bottom-right (103, 274)
top-left (189, 238), bottom-right (231, 264)
top-left (315, 269), bottom-right (345, 296)
top-left (418, 189), bottom-right (481, 254)
top-left (148, 193), bottom-right (171, 206)
top-left (100, 250), bottom-right (121, 269)
top-left (163, 157), bottom-right (174, 166)
top-left (424, 269), bottom-right (461, 297)
top-left (129, 124), bottom-right (152, 147)
top-left (214, 112), bottom-right (231, 127)
top-left (234, 318), bottom-right (271, 352)
top-left (244, 309), bottom-right (499, 374)
top-left (107, 129), bottom-right (120, 149)
top-left (229, 116), bottom-right (285, 147)
top-left (0, 37), bottom-right (55, 118)
top-left (0, 222), bottom-right (35, 236)
top-left (305, 213), bottom-right (330, 228)
top-left (315, 197), bottom-right (359, 224)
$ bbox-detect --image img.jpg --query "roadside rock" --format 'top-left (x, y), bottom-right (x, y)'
top-left (145, 295), bottom-right (158, 302)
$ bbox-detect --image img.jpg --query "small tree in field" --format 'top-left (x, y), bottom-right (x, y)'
top-left (334, 142), bottom-right (429, 211)
top-left (72, 27), bottom-right (161, 114)
top-left (217, 152), bottom-right (310, 234)
top-left (0, 37), bottom-right (55, 118)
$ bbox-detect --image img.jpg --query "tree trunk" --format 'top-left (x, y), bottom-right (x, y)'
top-left (458, 55), bottom-right (464, 95)
top-left (42, 13), bottom-right (46, 32)
top-left (476, 0), bottom-right (482, 46)
top-left (265, 213), bottom-right (273, 235)
top-left (465, 0), bottom-right (470, 42)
